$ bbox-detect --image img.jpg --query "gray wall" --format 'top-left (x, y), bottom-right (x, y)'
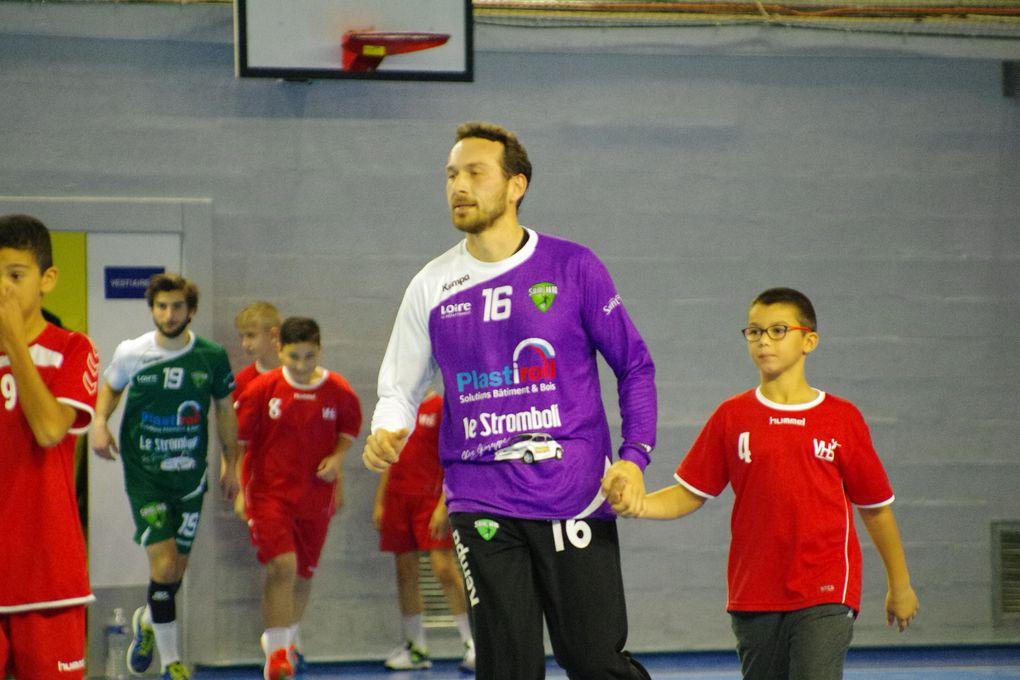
top-left (2, 4), bottom-right (1019, 668)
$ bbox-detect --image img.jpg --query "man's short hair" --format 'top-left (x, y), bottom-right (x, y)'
top-left (280, 316), bottom-right (321, 347)
top-left (752, 287), bottom-right (817, 330)
top-left (0, 214), bottom-right (53, 272)
top-left (455, 121), bottom-right (532, 208)
top-left (145, 273), bottom-right (199, 311)
top-left (235, 301), bottom-right (282, 330)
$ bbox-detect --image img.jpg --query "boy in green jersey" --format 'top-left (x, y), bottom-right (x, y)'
top-left (92, 273), bottom-right (240, 680)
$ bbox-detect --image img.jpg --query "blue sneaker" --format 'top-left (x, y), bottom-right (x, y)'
top-left (291, 646), bottom-right (307, 674)
top-left (162, 661), bottom-right (191, 680)
top-left (126, 606), bottom-right (155, 674)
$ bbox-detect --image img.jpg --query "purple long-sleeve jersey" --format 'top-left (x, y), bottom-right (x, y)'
top-left (371, 229), bottom-right (657, 520)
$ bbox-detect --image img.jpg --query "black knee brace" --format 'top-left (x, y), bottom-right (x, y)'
top-left (147, 579), bottom-right (181, 624)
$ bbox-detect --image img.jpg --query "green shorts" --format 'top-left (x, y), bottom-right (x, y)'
top-left (127, 483), bottom-right (207, 554)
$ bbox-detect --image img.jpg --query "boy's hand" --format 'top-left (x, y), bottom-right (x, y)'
top-left (362, 428), bottom-right (409, 472)
top-left (601, 460), bottom-right (646, 518)
top-left (429, 501), bottom-right (451, 540)
top-left (886, 585), bottom-right (919, 632)
top-left (0, 285), bottom-right (26, 353)
top-left (233, 487), bottom-right (248, 522)
top-left (316, 453), bottom-right (345, 509)
top-left (90, 422), bottom-right (120, 460)
top-left (233, 456), bottom-right (247, 520)
top-left (316, 452), bottom-right (343, 482)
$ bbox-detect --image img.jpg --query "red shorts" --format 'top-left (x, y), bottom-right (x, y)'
top-left (379, 492), bottom-right (453, 553)
top-left (248, 502), bottom-right (331, 579)
top-left (0, 606), bottom-right (86, 679)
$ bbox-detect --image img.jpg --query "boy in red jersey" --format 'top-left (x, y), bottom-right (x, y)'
top-left (232, 302), bottom-right (282, 521)
top-left (0, 214), bottom-right (99, 679)
top-left (233, 301), bottom-right (282, 400)
top-left (236, 316), bottom-right (362, 680)
top-left (608, 287), bottom-right (919, 680)
top-left (373, 390), bottom-right (475, 672)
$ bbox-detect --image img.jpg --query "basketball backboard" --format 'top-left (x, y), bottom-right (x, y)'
top-left (235, 0), bottom-right (473, 81)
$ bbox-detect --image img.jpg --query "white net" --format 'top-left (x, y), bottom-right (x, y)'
top-left (473, 0), bottom-right (1020, 39)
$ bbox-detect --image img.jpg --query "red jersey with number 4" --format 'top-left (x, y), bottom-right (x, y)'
top-left (387, 393), bottom-right (444, 497)
top-left (237, 367), bottom-right (362, 517)
top-left (0, 324), bottom-right (99, 613)
top-left (676, 388), bottom-right (894, 613)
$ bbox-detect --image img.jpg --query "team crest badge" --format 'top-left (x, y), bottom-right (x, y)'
top-left (190, 371), bottom-right (209, 388)
top-left (474, 519), bottom-right (500, 541)
top-left (528, 282), bottom-right (558, 313)
top-left (140, 502), bottom-right (169, 529)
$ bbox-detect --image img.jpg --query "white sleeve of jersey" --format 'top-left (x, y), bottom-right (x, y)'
top-left (102, 338), bottom-right (136, 391)
top-left (370, 272), bottom-right (438, 435)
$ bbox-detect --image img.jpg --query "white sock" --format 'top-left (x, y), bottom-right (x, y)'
top-left (402, 613), bottom-right (426, 650)
top-left (153, 621), bottom-right (179, 669)
top-left (453, 613), bottom-right (472, 646)
top-left (263, 627), bottom-right (289, 657)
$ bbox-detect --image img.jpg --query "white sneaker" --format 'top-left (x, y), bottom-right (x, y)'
top-left (459, 640), bottom-right (476, 673)
top-left (260, 633), bottom-right (301, 671)
top-left (383, 641), bottom-right (432, 670)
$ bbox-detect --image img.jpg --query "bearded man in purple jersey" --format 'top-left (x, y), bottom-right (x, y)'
top-left (363, 122), bottom-right (657, 680)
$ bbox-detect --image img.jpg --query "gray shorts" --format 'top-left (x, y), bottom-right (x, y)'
top-left (730, 604), bottom-right (856, 680)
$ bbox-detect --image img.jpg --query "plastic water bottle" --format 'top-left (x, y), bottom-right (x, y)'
top-left (105, 607), bottom-right (130, 680)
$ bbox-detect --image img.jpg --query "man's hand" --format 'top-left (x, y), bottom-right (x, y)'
top-left (219, 455), bottom-right (240, 502)
top-left (362, 428), bottom-right (409, 472)
top-left (601, 460), bottom-right (646, 518)
top-left (90, 422), bottom-right (120, 461)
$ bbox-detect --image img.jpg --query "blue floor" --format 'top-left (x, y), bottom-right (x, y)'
top-left (198, 646), bottom-right (1020, 680)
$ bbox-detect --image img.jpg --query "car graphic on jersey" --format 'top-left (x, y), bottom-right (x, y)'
top-left (493, 433), bottom-right (564, 464)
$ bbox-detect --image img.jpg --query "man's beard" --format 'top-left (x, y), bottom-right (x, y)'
top-left (156, 316), bottom-right (191, 339)
top-left (451, 189), bottom-right (508, 235)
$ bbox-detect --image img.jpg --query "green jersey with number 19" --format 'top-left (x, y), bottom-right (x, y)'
top-left (104, 331), bottom-right (235, 498)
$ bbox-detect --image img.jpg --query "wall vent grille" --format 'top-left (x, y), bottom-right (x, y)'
top-left (992, 521), bottom-right (1020, 626)
top-left (420, 553), bottom-right (456, 629)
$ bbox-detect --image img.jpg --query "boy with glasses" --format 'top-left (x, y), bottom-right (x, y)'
top-left (607, 287), bottom-right (919, 680)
